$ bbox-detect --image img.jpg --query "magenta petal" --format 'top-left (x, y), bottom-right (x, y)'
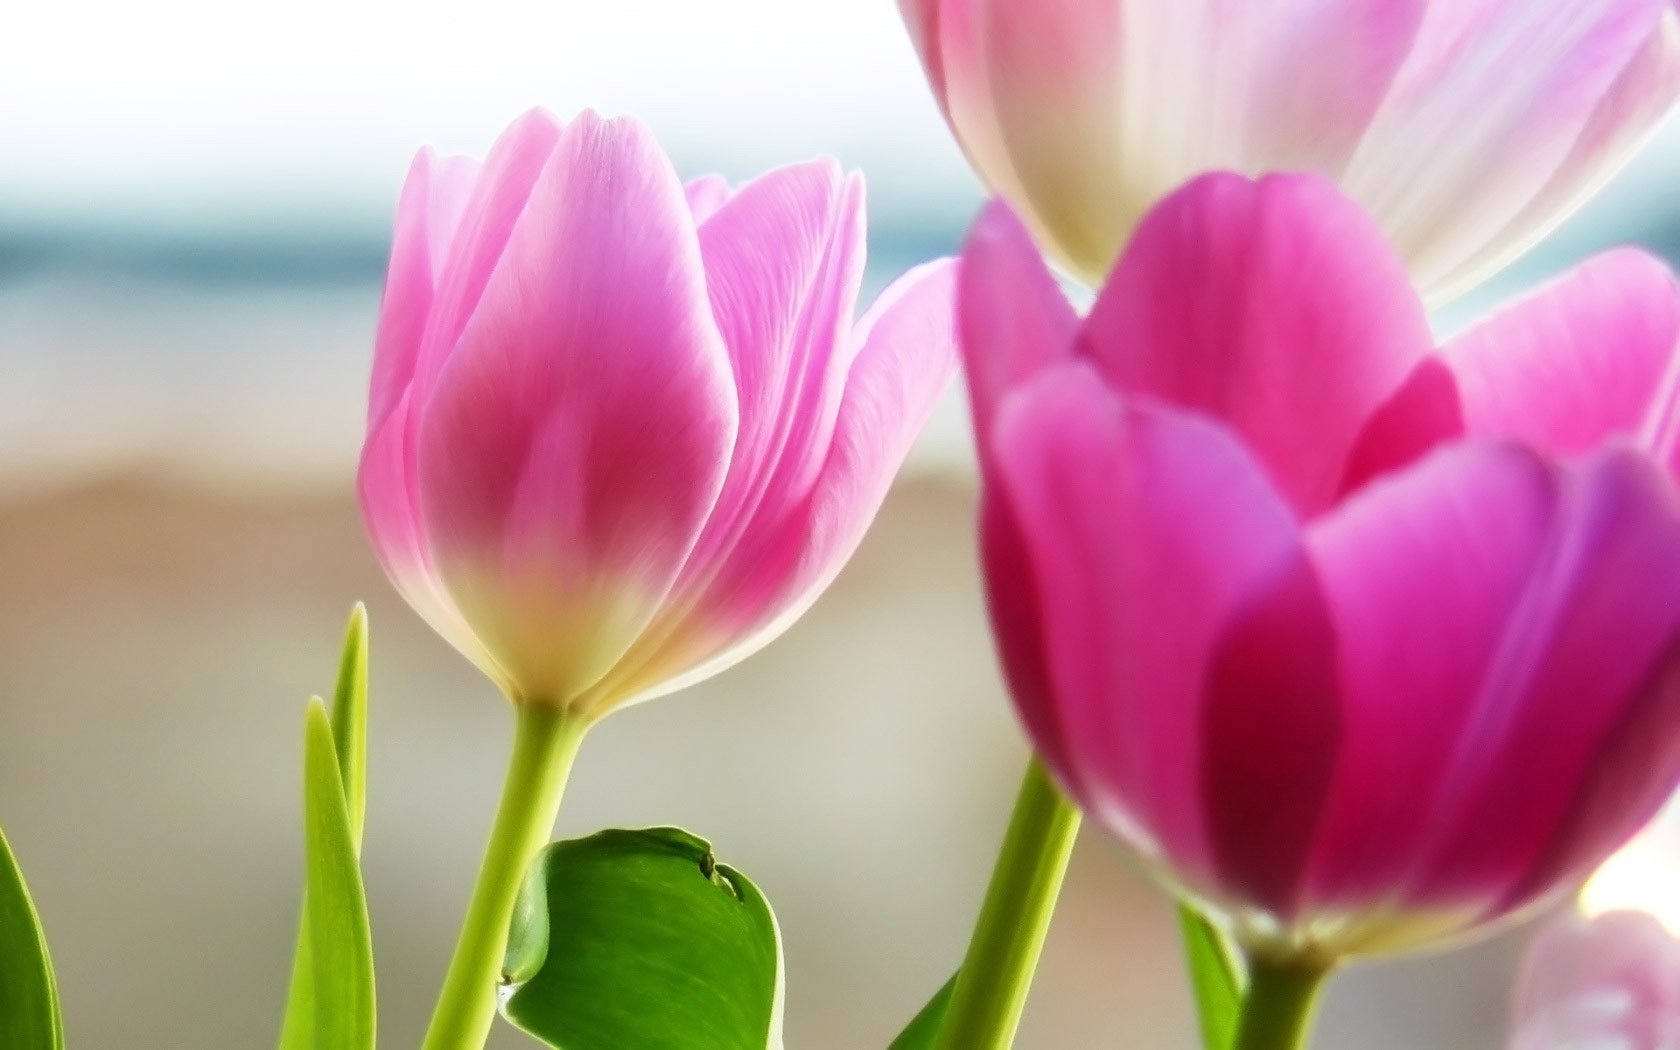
top-left (1082, 173), bottom-right (1435, 515)
top-left (1304, 445), bottom-right (1680, 917)
top-left (414, 112), bottom-right (738, 708)
top-left (1201, 558), bottom-right (1342, 920)
top-left (959, 199), bottom-right (1080, 463)
top-left (369, 148), bottom-right (479, 430)
top-left (1303, 443), bottom-right (1562, 907)
top-left (991, 364), bottom-right (1306, 886)
top-left (1441, 249), bottom-right (1680, 468)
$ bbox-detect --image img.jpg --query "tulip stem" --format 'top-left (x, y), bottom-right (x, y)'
top-left (1232, 954), bottom-right (1330, 1050)
top-left (934, 758), bottom-right (1081, 1050)
top-left (422, 702), bottom-right (589, 1050)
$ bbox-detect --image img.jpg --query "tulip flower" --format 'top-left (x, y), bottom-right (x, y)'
top-left (358, 107), bottom-right (956, 1050)
top-left (962, 173), bottom-right (1680, 1043)
top-left (1513, 911), bottom-right (1680, 1050)
top-left (359, 108), bottom-right (957, 721)
top-left (901, 0), bottom-right (1680, 301)
top-left (1511, 801), bottom-right (1680, 1049)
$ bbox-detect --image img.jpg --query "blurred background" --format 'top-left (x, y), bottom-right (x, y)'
top-left (1, 2), bottom-right (1676, 1047)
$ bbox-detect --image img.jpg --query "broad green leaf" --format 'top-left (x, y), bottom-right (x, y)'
top-left (1179, 904), bottom-right (1242, 1050)
top-left (279, 607), bottom-right (370, 1050)
top-left (0, 827), bottom-right (63, 1050)
top-left (888, 972), bottom-right (955, 1050)
top-left (499, 827), bottom-right (782, 1050)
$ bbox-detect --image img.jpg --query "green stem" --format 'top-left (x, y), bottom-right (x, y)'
top-left (422, 702), bottom-right (589, 1050)
top-left (1232, 955), bottom-right (1331, 1050)
top-left (934, 758), bottom-right (1082, 1050)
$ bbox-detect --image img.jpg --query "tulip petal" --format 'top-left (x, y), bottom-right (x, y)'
top-left (1349, 250), bottom-right (1680, 503)
top-left (408, 108), bottom-right (565, 405)
top-left (604, 259), bottom-right (960, 708)
top-left (684, 174), bottom-right (734, 226)
top-left (1345, 0), bottom-right (1676, 296)
top-left (568, 162), bottom-right (875, 707)
top-left (930, 0), bottom-right (1425, 284)
top-left (959, 199), bottom-right (1080, 461)
top-left (991, 364), bottom-right (1306, 885)
top-left (1083, 173), bottom-right (1434, 515)
top-left (1514, 912), bottom-right (1680, 1050)
top-left (1200, 559), bottom-right (1342, 920)
top-left (1304, 446), bottom-right (1680, 921)
top-left (369, 148), bottom-right (479, 430)
top-left (1442, 250), bottom-right (1680, 467)
top-left (1302, 443), bottom-right (1562, 909)
top-left (415, 112), bottom-right (738, 708)
top-left (1438, 12), bottom-right (1680, 299)
top-left (358, 394), bottom-right (506, 688)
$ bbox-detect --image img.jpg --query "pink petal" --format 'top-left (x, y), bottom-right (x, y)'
top-left (1345, 0), bottom-right (1677, 298)
top-left (613, 258), bottom-right (960, 706)
top-left (572, 166), bottom-right (936, 707)
top-left (1443, 14), bottom-right (1680, 299)
top-left (414, 111), bottom-right (738, 710)
top-left (1083, 173), bottom-right (1435, 515)
top-left (1304, 445), bottom-right (1680, 920)
top-left (368, 147), bottom-right (479, 430)
top-left (958, 199), bottom-right (1079, 463)
top-left (1514, 911), bottom-right (1680, 1050)
top-left (684, 174), bottom-right (734, 226)
top-left (1442, 250), bottom-right (1680, 467)
top-left (407, 108), bottom-right (565, 408)
top-left (357, 393), bottom-right (504, 687)
top-left (927, 0), bottom-right (1425, 284)
top-left (990, 363), bottom-right (1306, 887)
top-left (1350, 250), bottom-right (1680, 493)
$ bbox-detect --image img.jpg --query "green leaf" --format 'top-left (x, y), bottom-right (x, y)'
top-left (329, 602), bottom-right (369, 845)
top-left (292, 699), bottom-right (376, 1050)
top-left (499, 827), bottom-right (782, 1050)
top-left (279, 607), bottom-right (371, 1050)
top-left (1179, 904), bottom-right (1243, 1050)
top-left (0, 827), bottom-right (63, 1050)
top-left (888, 972), bottom-right (955, 1050)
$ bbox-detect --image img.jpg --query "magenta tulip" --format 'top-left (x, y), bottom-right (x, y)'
top-left (902, 0), bottom-right (1680, 301)
top-left (358, 108), bottom-right (956, 719)
top-left (963, 173), bottom-right (1680, 961)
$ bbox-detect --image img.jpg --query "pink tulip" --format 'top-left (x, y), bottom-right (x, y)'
top-left (359, 109), bottom-right (956, 718)
top-left (903, 0), bottom-right (1680, 301)
top-left (1512, 912), bottom-right (1680, 1049)
top-left (964, 173), bottom-right (1680, 960)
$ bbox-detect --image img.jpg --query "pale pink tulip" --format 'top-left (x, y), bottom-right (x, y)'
top-left (1513, 913), bottom-right (1680, 1049)
top-left (359, 109), bottom-right (956, 718)
top-left (904, 0), bottom-right (1680, 301)
top-left (964, 173), bottom-right (1680, 960)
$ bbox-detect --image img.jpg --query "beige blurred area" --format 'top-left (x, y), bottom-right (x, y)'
top-left (0, 468), bottom-right (1527, 1048)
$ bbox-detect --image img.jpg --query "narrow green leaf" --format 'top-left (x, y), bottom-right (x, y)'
top-left (300, 698), bottom-right (376, 1050)
top-left (888, 972), bottom-right (956, 1050)
top-left (499, 827), bottom-right (783, 1050)
top-left (0, 827), bottom-right (63, 1050)
top-left (1179, 904), bottom-right (1243, 1050)
top-left (279, 606), bottom-right (371, 1050)
top-left (329, 603), bottom-right (369, 844)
